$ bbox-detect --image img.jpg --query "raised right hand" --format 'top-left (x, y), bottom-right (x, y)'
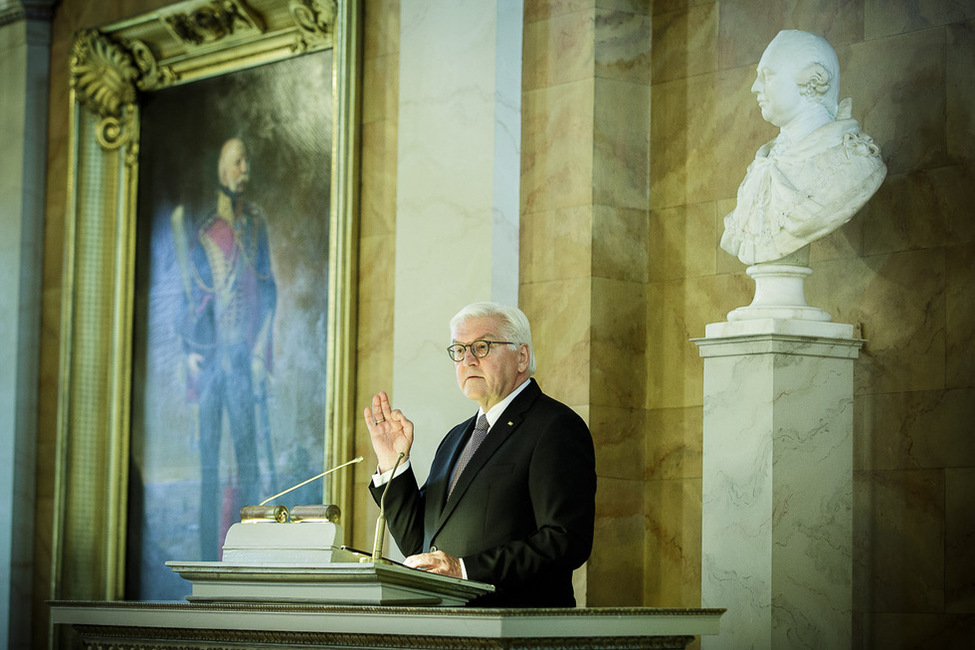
top-left (363, 391), bottom-right (414, 473)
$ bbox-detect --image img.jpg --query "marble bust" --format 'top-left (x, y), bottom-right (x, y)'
top-left (721, 30), bottom-right (887, 266)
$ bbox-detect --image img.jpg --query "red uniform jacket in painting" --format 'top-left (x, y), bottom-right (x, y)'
top-left (369, 379), bottom-right (597, 607)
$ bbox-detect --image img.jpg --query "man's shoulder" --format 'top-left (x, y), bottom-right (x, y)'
top-left (514, 382), bottom-right (587, 426)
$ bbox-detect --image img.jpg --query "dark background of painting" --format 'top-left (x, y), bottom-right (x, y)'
top-left (128, 50), bottom-right (334, 600)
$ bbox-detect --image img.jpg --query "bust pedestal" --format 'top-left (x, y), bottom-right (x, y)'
top-left (693, 318), bottom-right (862, 648)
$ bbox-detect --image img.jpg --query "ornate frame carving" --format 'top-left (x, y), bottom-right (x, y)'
top-left (54, 0), bottom-right (360, 600)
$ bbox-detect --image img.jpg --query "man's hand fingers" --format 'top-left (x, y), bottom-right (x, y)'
top-left (404, 551), bottom-right (461, 578)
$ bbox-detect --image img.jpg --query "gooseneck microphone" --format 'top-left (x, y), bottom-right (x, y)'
top-left (372, 452), bottom-right (407, 562)
top-left (258, 456), bottom-right (364, 506)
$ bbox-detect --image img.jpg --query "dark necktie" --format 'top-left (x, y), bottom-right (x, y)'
top-left (447, 414), bottom-right (489, 498)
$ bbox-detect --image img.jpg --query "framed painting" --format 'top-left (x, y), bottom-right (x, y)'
top-left (54, 0), bottom-right (360, 602)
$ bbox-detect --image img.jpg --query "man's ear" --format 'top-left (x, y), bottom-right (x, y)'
top-left (518, 344), bottom-right (530, 372)
top-left (798, 63), bottom-right (831, 98)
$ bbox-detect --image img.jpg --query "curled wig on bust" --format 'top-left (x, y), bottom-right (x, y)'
top-left (769, 30), bottom-right (841, 118)
top-left (450, 301), bottom-right (536, 375)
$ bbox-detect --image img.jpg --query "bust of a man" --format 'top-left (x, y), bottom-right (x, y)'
top-left (720, 30), bottom-right (887, 265)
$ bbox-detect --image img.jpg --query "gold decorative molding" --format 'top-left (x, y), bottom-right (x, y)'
top-left (56, 0), bottom-right (360, 604)
top-left (69, 29), bottom-right (139, 150)
top-left (129, 39), bottom-right (180, 92)
top-left (288, 0), bottom-right (337, 52)
top-left (161, 0), bottom-right (265, 48)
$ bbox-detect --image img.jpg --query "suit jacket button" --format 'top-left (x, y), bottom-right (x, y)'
top-left (430, 545), bottom-right (438, 553)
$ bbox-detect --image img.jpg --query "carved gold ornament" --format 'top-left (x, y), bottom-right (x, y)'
top-left (289, 0), bottom-right (337, 51)
top-left (70, 29), bottom-right (141, 150)
top-left (164, 0), bottom-right (265, 47)
top-left (70, 29), bottom-right (138, 119)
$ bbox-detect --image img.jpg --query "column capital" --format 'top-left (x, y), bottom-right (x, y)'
top-left (693, 318), bottom-right (863, 360)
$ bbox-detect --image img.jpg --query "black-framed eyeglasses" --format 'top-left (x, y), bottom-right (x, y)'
top-left (447, 340), bottom-right (514, 362)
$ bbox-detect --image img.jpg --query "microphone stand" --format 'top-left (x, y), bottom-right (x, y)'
top-left (372, 452), bottom-right (406, 563)
top-left (258, 456), bottom-right (364, 506)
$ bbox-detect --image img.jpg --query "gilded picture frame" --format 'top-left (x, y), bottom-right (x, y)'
top-left (54, 0), bottom-right (360, 601)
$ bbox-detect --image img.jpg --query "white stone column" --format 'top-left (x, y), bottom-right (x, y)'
top-left (392, 0), bottom-right (523, 490)
top-left (694, 319), bottom-right (862, 649)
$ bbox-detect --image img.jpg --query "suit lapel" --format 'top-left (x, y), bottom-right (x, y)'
top-left (433, 381), bottom-right (541, 532)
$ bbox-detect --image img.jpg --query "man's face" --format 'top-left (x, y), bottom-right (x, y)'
top-left (751, 42), bottom-right (805, 128)
top-left (452, 315), bottom-right (530, 412)
top-left (219, 139), bottom-right (250, 193)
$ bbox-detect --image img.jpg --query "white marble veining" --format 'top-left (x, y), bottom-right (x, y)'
top-left (391, 0), bottom-right (524, 497)
top-left (696, 320), bottom-right (860, 649)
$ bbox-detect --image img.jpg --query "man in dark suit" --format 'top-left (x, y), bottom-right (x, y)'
top-left (365, 302), bottom-right (596, 607)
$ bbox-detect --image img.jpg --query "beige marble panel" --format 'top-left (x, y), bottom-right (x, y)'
top-left (947, 22), bottom-right (975, 163)
top-left (355, 284), bottom-right (396, 363)
top-left (648, 76), bottom-right (688, 210)
top-left (650, 66), bottom-right (772, 210)
top-left (359, 120), bottom-right (398, 238)
top-left (524, 0), bottom-right (593, 24)
top-left (946, 243), bottom-right (975, 389)
top-left (647, 274), bottom-right (752, 409)
top-left (713, 197), bottom-right (742, 275)
top-left (521, 277), bottom-right (592, 407)
top-left (858, 170), bottom-right (952, 256)
top-left (594, 7), bottom-right (651, 84)
top-left (362, 0), bottom-right (400, 59)
top-left (853, 469), bottom-right (945, 613)
top-left (591, 277), bottom-right (646, 408)
top-left (680, 70), bottom-right (737, 205)
top-left (526, 0), bottom-right (650, 23)
top-left (353, 0), bottom-right (399, 559)
top-left (786, 1), bottom-right (865, 46)
top-left (592, 204), bottom-right (649, 283)
top-left (942, 166), bottom-right (975, 245)
top-left (650, 3), bottom-right (718, 84)
top-left (854, 389), bottom-right (975, 471)
top-left (589, 404), bottom-right (645, 480)
top-left (522, 8), bottom-right (595, 92)
top-left (856, 611), bottom-right (975, 650)
top-left (593, 77), bottom-right (649, 211)
top-left (717, 1), bottom-right (863, 69)
top-left (648, 202), bottom-right (719, 283)
top-left (865, 0), bottom-right (975, 38)
top-left (588, 475), bottom-right (646, 606)
top-left (357, 229), bottom-right (396, 296)
top-left (946, 468), bottom-right (975, 612)
top-left (644, 477), bottom-right (701, 607)
top-left (521, 81), bottom-right (595, 214)
top-left (808, 213), bottom-right (864, 263)
top-left (595, 0), bottom-right (652, 11)
top-left (844, 28), bottom-right (947, 176)
top-left (521, 204), bottom-right (592, 285)
top-left (646, 406), bottom-right (702, 480)
top-left (714, 1), bottom-right (786, 70)
top-left (709, 65), bottom-right (780, 195)
top-left (361, 52), bottom-right (399, 126)
top-left (807, 250), bottom-right (946, 395)
top-left (652, 0), bottom-right (715, 16)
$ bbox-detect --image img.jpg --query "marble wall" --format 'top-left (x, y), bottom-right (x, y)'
top-left (649, 0), bottom-right (975, 645)
top-left (520, 0), bottom-right (653, 605)
top-left (19, 0), bottom-right (975, 647)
